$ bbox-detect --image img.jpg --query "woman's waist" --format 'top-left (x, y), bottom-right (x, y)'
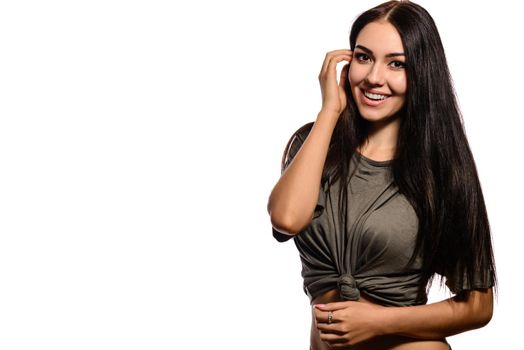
top-left (310, 289), bottom-right (449, 350)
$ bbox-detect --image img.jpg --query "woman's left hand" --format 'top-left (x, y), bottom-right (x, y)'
top-left (314, 301), bottom-right (386, 347)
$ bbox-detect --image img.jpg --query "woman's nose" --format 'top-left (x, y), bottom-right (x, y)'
top-left (365, 64), bottom-right (385, 86)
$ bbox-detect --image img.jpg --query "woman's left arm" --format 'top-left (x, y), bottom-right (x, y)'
top-left (381, 288), bottom-right (493, 338)
top-left (315, 288), bottom-right (493, 346)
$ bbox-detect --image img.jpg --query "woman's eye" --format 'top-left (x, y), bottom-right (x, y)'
top-left (390, 61), bottom-right (406, 69)
top-left (355, 53), bottom-right (370, 62)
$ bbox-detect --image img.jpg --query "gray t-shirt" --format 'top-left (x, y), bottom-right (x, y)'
top-left (274, 127), bottom-right (424, 306)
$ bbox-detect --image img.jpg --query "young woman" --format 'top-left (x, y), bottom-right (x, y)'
top-left (267, 1), bottom-right (496, 349)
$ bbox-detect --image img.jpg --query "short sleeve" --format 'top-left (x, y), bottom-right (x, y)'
top-left (272, 123), bottom-right (327, 242)
top-left (444, 266), bottom-right (495, 294)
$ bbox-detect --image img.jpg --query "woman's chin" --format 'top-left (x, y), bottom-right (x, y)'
top-left (357, 111), bottom-right (402, 125)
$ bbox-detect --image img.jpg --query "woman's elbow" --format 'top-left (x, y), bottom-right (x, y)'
top-left (268, 204), bottom-right (312, 235)
top-left (480, 310), bottom-right (493, 328)
top-left (476, 297), bottom-right (493, 328)
top-left (469, 288), bottom-right (494, 329)
top-left (269, 211), bottom-right (305, 236)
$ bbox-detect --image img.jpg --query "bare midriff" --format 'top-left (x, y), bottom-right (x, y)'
top-left (310, 289), bottom-right (450, 350)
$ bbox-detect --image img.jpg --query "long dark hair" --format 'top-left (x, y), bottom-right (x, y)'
top-left (286, 0), bottom-right (496, 295)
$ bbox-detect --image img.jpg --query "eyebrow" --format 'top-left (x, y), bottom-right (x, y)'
top-left (355, 44), bottom-right (405, 58)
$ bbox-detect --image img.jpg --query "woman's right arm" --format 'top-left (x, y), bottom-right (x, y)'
top-left (267, 50), bottom-right (352, 236)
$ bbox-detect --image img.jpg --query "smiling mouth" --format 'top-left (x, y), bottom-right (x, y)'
top-left (363, 90), bottom-right (389, 101)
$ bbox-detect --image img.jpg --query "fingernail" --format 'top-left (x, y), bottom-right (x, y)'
top-left (314, 304), bottom-right (325, 309)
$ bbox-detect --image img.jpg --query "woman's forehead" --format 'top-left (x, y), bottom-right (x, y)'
top-left (355, 21), bottom-right (404, 55)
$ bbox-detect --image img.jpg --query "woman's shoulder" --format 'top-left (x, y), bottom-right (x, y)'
top-left (280, 122), bottom-right (315, 172)
top-left (289, 121), bottom-right (314, 145)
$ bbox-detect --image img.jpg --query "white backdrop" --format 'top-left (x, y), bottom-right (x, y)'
top-left (0, 1), bottom-right (521, 349)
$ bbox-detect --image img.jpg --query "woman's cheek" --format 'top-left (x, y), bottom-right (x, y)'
top-left (390, 73), bottom-right (408, 94)
top-left (348, 65), bottom-right (359, 87)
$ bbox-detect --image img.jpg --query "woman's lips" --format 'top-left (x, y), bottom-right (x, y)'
top-left (360, 89), bottom-right (389, 107)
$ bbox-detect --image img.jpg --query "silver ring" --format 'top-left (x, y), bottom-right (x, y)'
top-left (327, 311), bottom-right (333, 324)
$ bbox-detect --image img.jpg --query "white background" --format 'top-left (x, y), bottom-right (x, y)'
top-left (0, 1), bottom-right (521, 349)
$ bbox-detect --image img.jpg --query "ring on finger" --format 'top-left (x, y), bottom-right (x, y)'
top-left (327, 311), bottom-right (333, 324)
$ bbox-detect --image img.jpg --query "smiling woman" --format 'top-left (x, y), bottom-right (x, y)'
top-left (267, 1), bottom-right (496, 349)
top-left (350, 21), bottom-right (407, 132)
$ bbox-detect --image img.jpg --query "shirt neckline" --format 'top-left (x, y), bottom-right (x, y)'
top-left (355, 151), bottom-right (393, 167)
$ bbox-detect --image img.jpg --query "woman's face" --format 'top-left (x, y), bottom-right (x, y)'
top-left (349, 20), bottom-right (407, 123)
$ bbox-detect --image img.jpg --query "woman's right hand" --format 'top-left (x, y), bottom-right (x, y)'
top-left (318, 49), bottom-right (353, 118)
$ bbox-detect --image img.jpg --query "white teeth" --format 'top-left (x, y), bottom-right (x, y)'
top-left (364, 91), bottom-right (387, 100)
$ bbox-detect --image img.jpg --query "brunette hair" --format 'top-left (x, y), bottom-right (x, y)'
top-left (284, 0), bottom-right (496, 296)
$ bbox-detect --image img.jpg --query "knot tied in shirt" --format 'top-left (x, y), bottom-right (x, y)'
top-left (337, 274), bottom-right (360, 300)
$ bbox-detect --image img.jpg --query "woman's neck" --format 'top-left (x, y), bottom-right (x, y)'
top-left (357, 117), bottom-right (400, 161)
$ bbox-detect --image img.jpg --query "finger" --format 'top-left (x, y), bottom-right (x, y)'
top-left (331, 342), bottom-right (352, 349)
top-left (315, 301), bottom-right (356, 311)
top-left (317, 323), bottom-right (345, 334)
top-left (319, 56), bottom-right (352, 85)
top-left (319, 331), bottom-right (348, 343)
top-left (314, 310), bottom-right (339, 325)
top-left (313, 307), bottom-right (328, 323)
top-left (321, 54), bottom-right (352, 77)
top-left (320, 50), bottom-right (352, 78)
top-left (320, 49), bottom-right (352, 73)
